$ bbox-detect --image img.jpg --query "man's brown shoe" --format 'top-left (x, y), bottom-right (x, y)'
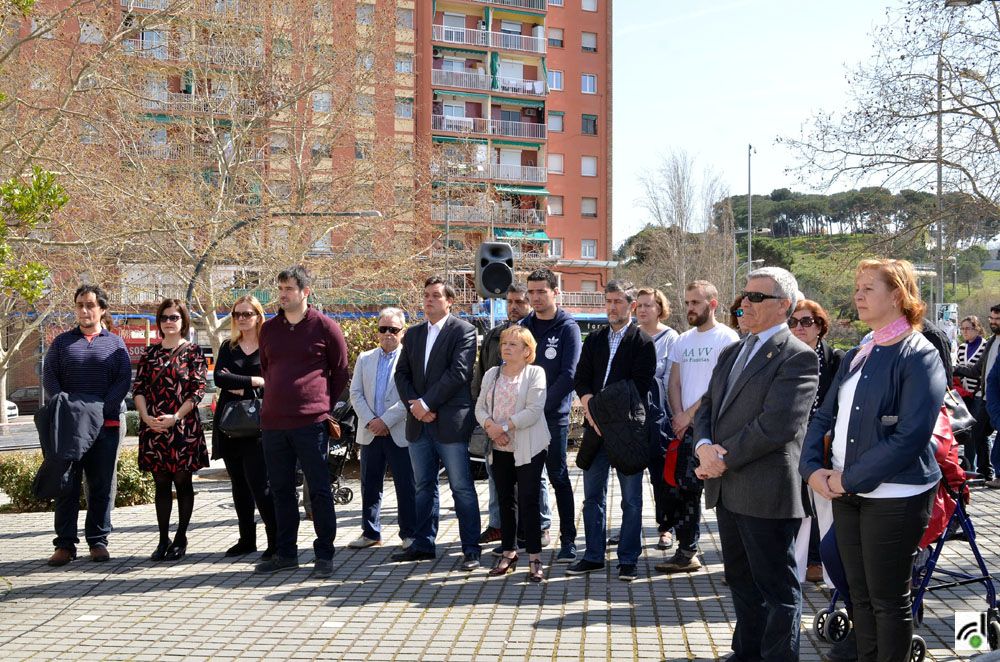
top-left (47, 548), bottom-right (76, 567)
top-left (89, 546), bottom-right (110, 562)
top-left (806, 563), bottom-right (824, 583)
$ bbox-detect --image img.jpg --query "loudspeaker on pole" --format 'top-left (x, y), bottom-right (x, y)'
top-left (475, 242), bottom-right (514, 299)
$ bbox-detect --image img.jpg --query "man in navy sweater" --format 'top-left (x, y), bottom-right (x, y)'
top-left (520, 268), bottom-right (582, 562)
top-left (256, 265), bottom-right (349, 577)
top-left (43, 284), bottom-right (131, 566)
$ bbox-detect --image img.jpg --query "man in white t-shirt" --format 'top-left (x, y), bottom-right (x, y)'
top-left (656, 280), bottom-right (738, 574)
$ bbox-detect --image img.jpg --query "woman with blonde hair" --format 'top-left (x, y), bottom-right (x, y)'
top-left (800, 259), bottom-right (945, 661)
top-left (476, 325), bottom-right (550, 583)
top-left (213, 295), bottom-right (276, 560)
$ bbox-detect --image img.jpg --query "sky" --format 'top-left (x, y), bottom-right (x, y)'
top-left (612, 0), bottom-right (896, 245)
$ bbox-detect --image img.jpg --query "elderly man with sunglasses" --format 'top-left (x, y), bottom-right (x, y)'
top-left (348, 307), bottom-right (417, 551)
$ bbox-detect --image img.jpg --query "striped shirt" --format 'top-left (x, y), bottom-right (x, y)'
top-left (373, 348), bottom-right (398, 418)
top-left (42, 327), bottom-right (132, 420)
top-left (603, 323), bottom-right (630, 387)
top-left (958, 337), bottom-right (986, 394)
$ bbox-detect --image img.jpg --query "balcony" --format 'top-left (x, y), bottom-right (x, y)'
top-left (431, 204), bottom-right (546, 227)
top-left (487, 162), bottom-right (546, 183)
top-left (121, 143), bottom-right (181, 160)
top-left (431, 69), bottom-right (491, 91)
top-left (432, 114), bottom-right (490, 135)
top-left (141, 91), bottom-right (258, 116)
top-left (120, 0), bottom-right (169, 10)
top-left (431, 24), bottom-right (545, 55)
top-left (188, 44), bottom-right (263, 67)
top-left (488, 118), bottom-right (546, 139)
top-left (122, 38), bottom-right (169, 60)
top-left (472, 0), bottom-right (546, 10)
top-left (496, 76), bottom-right (546, 97)
top-left (560, 291), bottom-right (605, 308)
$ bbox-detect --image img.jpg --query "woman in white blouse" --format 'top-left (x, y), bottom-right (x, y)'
top-left (476, 325), bottom-right (550, 583)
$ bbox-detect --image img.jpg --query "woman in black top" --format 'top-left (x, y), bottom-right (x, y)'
top-left (213, 295), bottom-right (276, 560)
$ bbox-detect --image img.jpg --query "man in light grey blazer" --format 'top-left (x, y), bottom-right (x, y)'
top-left (348, 307), bottom-right (416, 550)
top-left (693, 267), bottom-right (819, 662)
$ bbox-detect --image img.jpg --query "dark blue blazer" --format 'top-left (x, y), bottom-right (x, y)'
top-left (799, 333), bottom-right (945, 494)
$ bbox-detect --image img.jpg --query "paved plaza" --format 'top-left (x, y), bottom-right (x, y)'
top-left (0, 460), bottom-right (997, 660)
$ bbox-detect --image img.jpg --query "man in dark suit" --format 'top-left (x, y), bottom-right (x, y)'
top-left (955, 304), bottom-right (1000, 485)
top-left (693, 267), bottom-right (819, 661)
top-left (567, 280), bottom-right (656, 582)
top-left (393, 275), bottom-right (482, 570)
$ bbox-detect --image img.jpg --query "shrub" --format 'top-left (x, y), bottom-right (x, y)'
top-left (125, 411), bottom-right (140, 436)
top-left (0, 447), bottom-right (155, 512)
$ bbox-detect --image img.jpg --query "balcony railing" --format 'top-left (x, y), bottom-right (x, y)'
top-left (188, 44), bottom-right (263, 67)
top-left (560, 292), bottom-right (605, 308)
top-left (431, 204), bottom-right (546, 227)
top-left (141, 91), bottom-right (257, 116)
top-left (487, 162), bottom-right (546, 183)
top-left (495, 76), bottom-right (546, 96)
top-left (488, 118), bottom-right (546, 139)
top-left (121, 143), bottom-right (181, 160)
top-left (431, 24), bottom-right (489, 48)
top-left (431, 69), bottom-right (491, 91)
top-left (122, 38), bottom-right (169, 60)
top-left (432, 24), bottom-right (545, 55)
top-left (120, 0), bottom-right (170, 10)
top-left (472, 0), bottom-right (546, 10)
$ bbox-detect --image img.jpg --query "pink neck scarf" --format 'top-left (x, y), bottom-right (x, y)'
top-left (850, 315), bottom-right (913, 372)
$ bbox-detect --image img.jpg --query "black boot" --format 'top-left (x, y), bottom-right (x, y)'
top-left (822, 630), bottom-right (857, 662)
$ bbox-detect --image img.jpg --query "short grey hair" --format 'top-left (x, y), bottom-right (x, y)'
top-left (378, 307), bottom-right (406, 326)
top-left (746, 267), bottom-right (799, 317)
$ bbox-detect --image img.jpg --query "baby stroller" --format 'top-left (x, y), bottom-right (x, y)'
top-left (813, 410), bottom-right (999, 660)
top-left (327, 397), bottom-right (358, 505)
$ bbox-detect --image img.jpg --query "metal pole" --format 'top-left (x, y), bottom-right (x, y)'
top-left (937, 50), bottom-right (945, 304)
top-left (445, 165), bottom-right (450, 280)
top-left (747, 144), bottom-right (753, 272)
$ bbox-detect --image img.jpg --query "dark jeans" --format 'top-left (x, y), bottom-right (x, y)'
top-left (545, 422), bottom-right (576, 546)
top-left (222, 439), bottom-right (276, 548)
top-left (53, 426), bottom-right (120, 551)
top-left (647, 434), bottom-right (671, 533)
top-left (408, 432), bottom-right (481, 556)
top-left (833, 489), bottom-right (934, 662)
top-left (262, 422), bottom-right (336, 561)
top-left (360, 435), bottom-right (416, 541)
top-left (492, 448), bottom-right (547, 554)
top-left (716, 502), bottom-right (801, 662)
top-left (966, 397), bottom-right (995, 479)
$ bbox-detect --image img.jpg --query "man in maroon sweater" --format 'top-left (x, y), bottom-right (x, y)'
top-left (256, 265), bottom-right (349, 578)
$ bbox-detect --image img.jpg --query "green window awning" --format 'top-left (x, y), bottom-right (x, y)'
top-left (432, 181), bottom-right (487, 188)
top-left (548, 110), bottom-right (564, 116)
top-left (492, 7), bottom-right (545, 20)
top-left (494, 184), bottom-right (549, 196)
top-left (495, 228), bottom-right (551, 242)
top-left (432, 135), bottom-right (488, 144)
top-left (490, 96), bottom-right (545, 109)
top-left (140, 113), bottom-right (185, 124)
top-left (434, 45), bottom-right (488, 57)
top-left (434, 89), bottom-right (489, 100)
top-left (491, 138), bottom-right (542, 148)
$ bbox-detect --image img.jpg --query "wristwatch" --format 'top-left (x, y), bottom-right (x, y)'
top-left (501, 423), bottom-right (509, 433)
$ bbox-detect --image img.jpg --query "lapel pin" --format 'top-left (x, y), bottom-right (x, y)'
top-left (767, 352), bottom-right (773, 359)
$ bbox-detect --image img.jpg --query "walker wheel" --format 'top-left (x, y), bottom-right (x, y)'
top-left (989, 620), bottom-right (1000, 650)
top-left (910, 635), bottom-right (926, 662)
top-left (814, 608), bottom-right (832, 642)
top-left (334, 486), bottom-right (354, 505)
top-left (823, 609), bottom-right (852, 643)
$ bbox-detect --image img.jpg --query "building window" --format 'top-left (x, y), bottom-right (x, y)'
top-left (582, 0), bottom-right (597, 11)
top-left (581, 74), bottom-right (597, 94)
top-left (312, 91), bottom-right (332, 112)
top-left (548, 195), bottom-right (563, 215)
top-left (395, 53), bottom-right (413, 73)
top-left (547, 154), bottom-right (564, 174)
top-left (581, 239), bottom-right (597, 259)
top-left (548, 69), bottom-right (563, 91)
top-left (549, 0), bottom-right (563, 5)
top-left (31, 17), bottom-right (56, 39)
top-left (79, 20), bottom-right (103, 44)
top-left (548, 112), bottom-right (563, 132)
top-left (357, 93), bottom-right (375, 116)
top-left (581, 197), bottom-right (598, 217)
top-left (312, 142), bottom-right (332, 159)
top-left (395, 97), bottom-right (413, 118)
top-left (549, 237), bottom-right (564, 257)
top-left (356, 51), bottom-right (374, 71)
top-left (79, 122), bottom-right (101, 144)
top-left (270, 134), bottom-right (289, 154)
top-left (582, 32), bottom-right (597, 52)
top-left (356, 3), bottom-right (374, 24)
top-left (581, 155), bottom-right (597, 177)
top-left (396, 8), bottom-right (414, 29)
top-left (548, 27), bottom-right (563, 48)
top-left (355, 140), bottom-right (371, 159)
top-left (581, 279), bottom-right (598, 292)
top-left (582, 114), bottom-right (597, 135)
top-left (273, 37), bottom-right (292, 58)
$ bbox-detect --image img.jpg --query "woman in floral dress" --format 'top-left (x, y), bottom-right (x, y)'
top-left (134, 299), bottom-right (209, 561)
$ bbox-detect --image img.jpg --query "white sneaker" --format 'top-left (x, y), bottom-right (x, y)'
top-left (401, 538), bottom-right (414, 550)
top-left (348, 536), bottom-right (381, 549)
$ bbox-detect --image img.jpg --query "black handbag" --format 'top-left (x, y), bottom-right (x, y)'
top-left (944, 389), bottom-right (975, 434)
top-left (218, 391), bottom-right (262, 439)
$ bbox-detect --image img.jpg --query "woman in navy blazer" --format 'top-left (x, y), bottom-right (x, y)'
top-left (800, 259), bottom-right (945, 662)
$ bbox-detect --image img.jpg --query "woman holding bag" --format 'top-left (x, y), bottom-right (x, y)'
top-left (213, 295), bottom-right (276, 560)
top-left (476, 326), bottom-right (550, 583)
top-left (134, 299), bottom-right (209, 561)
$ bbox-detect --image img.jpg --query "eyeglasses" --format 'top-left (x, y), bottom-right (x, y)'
top-left (159, 314), bottom-right (182, 323)
top-left (960, 326), bottom-right (974, 332)
top-left (232, 311), bottom-right (256, 320)
top-left (378, 326), bottom-right (402, 335)
top-left (788, 316), bottom-right (816, 329)
top-left (739, 291), bottom-right (784, 304)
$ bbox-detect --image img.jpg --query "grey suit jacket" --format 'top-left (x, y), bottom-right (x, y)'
top-left (693, 327), bottom-right (819, 519)
top-left (350, 347), bottom-right (408, 448)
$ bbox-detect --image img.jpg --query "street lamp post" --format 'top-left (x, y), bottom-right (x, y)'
top-left (936, 46), bottom-right (946, 306)
top-left (747, 144), bottom-right (754, 272)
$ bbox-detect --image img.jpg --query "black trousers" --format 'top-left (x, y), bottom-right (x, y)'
top-left (832, 489), bottom-right (934, 662)
top-left (222, 439), bottom-right (277, 549)
top-left (965, 397), bottom-right (995, 479)
top-left (492, 449), bottom-right (547, 554)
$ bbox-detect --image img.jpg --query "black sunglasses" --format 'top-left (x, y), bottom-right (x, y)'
top-left (378, 326), bottom-right (402, 334)
top-left (159, 314), bottom-right (182, 322)
top-left (739, 291), bottom-right (784, 304)
top-left (788, 316), bottom-right (816, 329)
top-left (232, 311), bottom-right (257, 320)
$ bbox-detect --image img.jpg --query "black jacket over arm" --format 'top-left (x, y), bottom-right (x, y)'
top-left (575, 323), bottom-right (656, 412)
